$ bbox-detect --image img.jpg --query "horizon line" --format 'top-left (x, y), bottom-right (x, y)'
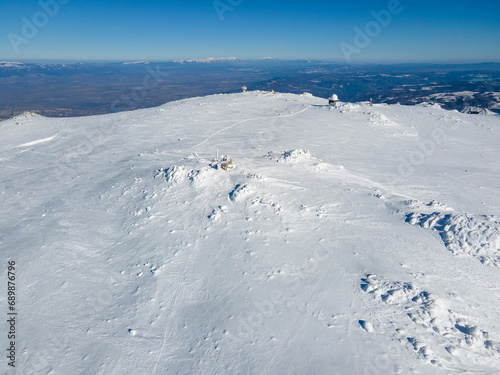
top-left (1, 58), bottom-right (500, 66)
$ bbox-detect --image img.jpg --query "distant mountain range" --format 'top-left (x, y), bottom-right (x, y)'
top-left (174, 57), bottom-right (238, 63)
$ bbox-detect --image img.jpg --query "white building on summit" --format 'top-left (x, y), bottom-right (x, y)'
top-left (329, 94), bottom-right (340, 105)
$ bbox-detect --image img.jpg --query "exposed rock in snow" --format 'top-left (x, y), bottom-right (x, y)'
top-left (461, 106), bottom-right (493, 115)
top-left (7, 111), bottom-right (42, 124)
top-left (418, 102), bottom-right (443, 109)
top-left (267, 149), bottom-right (312, 163)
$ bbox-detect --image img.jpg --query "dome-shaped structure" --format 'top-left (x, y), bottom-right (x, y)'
top-left (329, 94), bottom-right (340, 106)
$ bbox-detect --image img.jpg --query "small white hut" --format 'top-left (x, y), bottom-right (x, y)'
top-left (329, 94), bottom-right (340, 106)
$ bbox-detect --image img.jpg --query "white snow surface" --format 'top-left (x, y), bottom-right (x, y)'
top-left (1, 91), bottom-right (500, 374)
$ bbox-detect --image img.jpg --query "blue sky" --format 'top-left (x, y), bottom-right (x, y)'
top-left (1, 0), bottom-right (499, 63)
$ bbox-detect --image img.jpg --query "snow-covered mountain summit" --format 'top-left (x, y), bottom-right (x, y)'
top-left (1, 92), bottom-right (500, 374)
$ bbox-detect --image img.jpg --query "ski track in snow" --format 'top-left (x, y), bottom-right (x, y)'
top-left (183, 105), bottom-right (312, 150)
top-left (15, 135), bottom-right (57, 148)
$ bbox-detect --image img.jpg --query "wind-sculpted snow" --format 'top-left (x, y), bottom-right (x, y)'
top-left (361, 274), bottom-right (500, 371)
top-left (365, 111), bottom-right (395, 127)
top-left (406, 211), bottom-right (500, 266)
top-left (158, 164), bottom-right (216, 184)
top-left (266, 149), bottom-right (312, 163)
top-left (229, 183), bottom-right (252, 202)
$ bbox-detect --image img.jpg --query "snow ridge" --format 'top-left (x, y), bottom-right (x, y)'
top-left (406, 212), bottom-right (500, 266)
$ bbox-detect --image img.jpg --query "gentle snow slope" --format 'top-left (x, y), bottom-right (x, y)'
top-left (1, 92), bottom-right (500, 374)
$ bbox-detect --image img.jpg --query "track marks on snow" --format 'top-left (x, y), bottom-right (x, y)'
top-left (184, 105), bottom-right (312, 150)
top-left (16, 135), bottom-right (57, 148)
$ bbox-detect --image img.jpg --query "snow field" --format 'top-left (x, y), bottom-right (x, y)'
top-left (0, 91), bottom-right (499, 374)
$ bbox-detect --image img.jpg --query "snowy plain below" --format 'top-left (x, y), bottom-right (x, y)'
top-left (1, 91), bottom-right (500, 374)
